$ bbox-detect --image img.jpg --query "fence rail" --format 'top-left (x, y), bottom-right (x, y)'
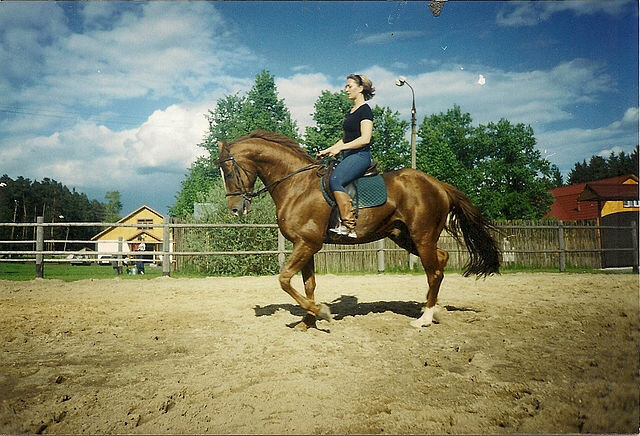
top-left (0, 217), bottom-right (637, 278)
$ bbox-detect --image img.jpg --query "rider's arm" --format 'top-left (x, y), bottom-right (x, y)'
top-left (319, 119), bottom-right (373, 157)
top-left (340, 119), bottom-right (373, 150)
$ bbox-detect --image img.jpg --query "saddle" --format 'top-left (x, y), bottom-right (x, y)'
top-left (319, 161), bottom-right (387, 216)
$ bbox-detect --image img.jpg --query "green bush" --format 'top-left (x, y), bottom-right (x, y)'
top-left (176, 181), bottom-right (281, 276)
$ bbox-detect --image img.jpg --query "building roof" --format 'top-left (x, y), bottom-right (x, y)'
top-left (577, 183), bottom-right (639, 202)
top-left (545, 174), bottom-right (638, 221)
top-left (91, 205), bottom-right (164, 241)
top-left (118, 204), bottom-right (163, 223)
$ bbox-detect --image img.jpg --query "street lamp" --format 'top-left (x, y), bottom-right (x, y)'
top-left (396, 76), bottom-right (419, 270)
top-left (395, 76), bottom-right (417, 169)
top-left (59, 215), bottom-right (69, 252)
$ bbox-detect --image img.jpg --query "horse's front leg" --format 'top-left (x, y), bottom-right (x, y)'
top-left (295, 256), bottom-right (319, 330)
top-left (279, 242), bottom-right (331, 323)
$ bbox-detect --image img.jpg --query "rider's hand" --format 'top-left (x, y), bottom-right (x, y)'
top-left (318, 145), bottom-right (340, 157)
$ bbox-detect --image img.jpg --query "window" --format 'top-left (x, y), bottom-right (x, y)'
top-left (137, 219), bottom-right (154, 229)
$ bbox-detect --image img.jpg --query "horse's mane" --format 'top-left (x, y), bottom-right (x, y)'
top-left (228, 130), bottom-right (314, 163)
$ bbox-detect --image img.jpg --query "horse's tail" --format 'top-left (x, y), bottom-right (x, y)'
top-left (442, 183), bottom-right (501, 277)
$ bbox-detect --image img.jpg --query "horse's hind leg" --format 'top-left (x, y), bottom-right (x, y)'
top-left (295, 256), bottom-right (318, 330)
top-left (411, 244), bottom-right (449, 328)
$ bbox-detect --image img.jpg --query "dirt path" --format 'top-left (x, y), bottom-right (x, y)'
top-left (1, 273), bottom-right (638, 434)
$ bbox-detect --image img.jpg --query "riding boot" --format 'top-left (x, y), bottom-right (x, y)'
top-left (330, 191), bottom-right (357, 238)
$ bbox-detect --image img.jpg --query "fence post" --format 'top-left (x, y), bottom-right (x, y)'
top-left (557, 220), bottom-right (566, 272)
top-left (278, 229), bottom-right (286, 269)
top-left (631, 220), bottom-right (638, 274)
top-left (377, 239), bottom-right (385, 273)
top-left (162, 217), bottom-right (171, 276)
top-left (35, 216), bottom-right (44, 278)
top-left (409, 253), bottom-right (418, 270)
top-left (116, 237), bottom-right (123, 275)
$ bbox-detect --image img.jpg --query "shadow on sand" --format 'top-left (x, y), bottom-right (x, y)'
top-left (254, 294), bottom-right (423, 322)
top-left (254, 296), bottom-right (480, 331)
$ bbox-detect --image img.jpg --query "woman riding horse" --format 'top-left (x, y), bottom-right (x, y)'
top-left (318, 74), bottom-right (375, 238)
top-left (216, 129), bottom-right (500, 330)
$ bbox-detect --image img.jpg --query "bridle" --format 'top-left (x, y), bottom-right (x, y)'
top-left (216, 154), bottom-right (258, 202)
top-left (216, 148), bottom-right (330, 202)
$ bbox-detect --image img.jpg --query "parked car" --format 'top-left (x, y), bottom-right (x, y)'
top-left (69, 254), bottom-right (91, 266)
top-left (98, 255), bottom-right (113, 265)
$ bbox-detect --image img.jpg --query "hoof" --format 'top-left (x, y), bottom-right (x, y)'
top-left (316, 304), bottom-right (332, 322)
top-left (294, 314), bottom-right (317, 331)
top-left (410, 319), bottom-right (431, 329)
top-left (411, 306), bottom-right (435, 328)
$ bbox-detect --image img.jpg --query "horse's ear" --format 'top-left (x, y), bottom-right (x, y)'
top-left (217, 141), bottom-right (224, 154)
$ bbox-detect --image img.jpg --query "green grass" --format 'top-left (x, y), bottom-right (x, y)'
top-left (0, 262), bottom-right (632, 282)
top-left (0, 263), bottom-right (164, 282)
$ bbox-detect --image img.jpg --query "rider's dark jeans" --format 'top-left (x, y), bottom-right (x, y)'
top-left (329, 150), bottom-right (372, 193)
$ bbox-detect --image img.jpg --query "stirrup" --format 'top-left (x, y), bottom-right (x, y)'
top-left (329, 222), bottom-right (357, 238)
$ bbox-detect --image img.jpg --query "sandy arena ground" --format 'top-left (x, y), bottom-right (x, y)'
top-left (0, 273), bottom-right (638, 434)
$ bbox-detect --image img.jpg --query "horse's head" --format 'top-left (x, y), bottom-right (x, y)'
top-left (215, 141), bottom-right (257, 217)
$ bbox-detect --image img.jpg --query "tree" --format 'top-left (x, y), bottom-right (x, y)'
top-left (472, 119), bottom-right (556, 219)
top-left (417, 106), bottom-right (556, 220)
top-left (103, 191), bottom-right (122, 222)
top-left (201, 70), bottom-right (300, 161)
top-left (550, 166), bottom-right (564, 187)
top-left (303, 90), bottom-right (351, 156)
top-left (417, 105), bottom-right (474, 194)
top-left (241, 71), bottom-right (299, 140)
top-left (303, 90), bottom-right (411, 171)
top-left (176, 177), bottom-right (280, 275)
top-left (370, 106), bottom-right (410, 172)
top-left (170, 157), bottom-right (218, 218)
top-left (0, 174), bottom-right (107, 249)
top-left (567, 146), bottom-right (639, 184)
top-left (174, 70), bottom-right (300, 217)
top-left (205, 93), bottom-right (246, 147)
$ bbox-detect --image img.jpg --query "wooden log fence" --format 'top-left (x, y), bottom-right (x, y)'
top-left (0, 218), bottom-right (637, 278)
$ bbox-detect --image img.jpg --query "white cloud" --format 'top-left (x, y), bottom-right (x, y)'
top-left (276, 73), bottom-right (341, 133)
top-left (364, 59), bottom-right (614, 128)
top-left (347, 63), bottom-right (636, 176)
top-left (355, 30), bottom-right (425, 45)
top-left (2, 2), bottom-right (254, 109)
top-left (0, 104), bottom-right (210, 203)
top-left (497, 0), bottom-right (635, 26)
top-left (536, 107), bottom-right (638, 173)
top-left (0, 3), bottom-right (69, 86)
top-left (127, 104), bottom-right (209, 170)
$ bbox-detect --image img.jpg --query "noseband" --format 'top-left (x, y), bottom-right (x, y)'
top-left (216, 148), bottom-right (329, 202)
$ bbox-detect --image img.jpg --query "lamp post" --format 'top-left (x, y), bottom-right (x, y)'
top-left (59, 215), bottom-right (69, 252)
top-left (396, 76), bottom-right (419, 269)
top-left (395, 76), bottom-right (417, 169)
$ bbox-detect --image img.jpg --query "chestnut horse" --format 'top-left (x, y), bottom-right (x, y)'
top-left (216, 130), bottom-right (500, 329)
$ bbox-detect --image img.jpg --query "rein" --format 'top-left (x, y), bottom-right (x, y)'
top-left (217, 152), bottom-right (332, 201)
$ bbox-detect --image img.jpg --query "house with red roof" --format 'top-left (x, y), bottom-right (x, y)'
top-left (545, 174), bottom-right (638, 268)
top-left (545, 174), bottom-right (638, 221)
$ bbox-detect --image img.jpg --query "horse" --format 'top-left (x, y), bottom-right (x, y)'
top-left (215, 130), bottom-right (500, 330)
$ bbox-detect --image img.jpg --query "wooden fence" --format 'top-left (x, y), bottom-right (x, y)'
top-left (305, 220), bottom-right (638, 273)
top-left (0, 217), bottom-right (637, 279)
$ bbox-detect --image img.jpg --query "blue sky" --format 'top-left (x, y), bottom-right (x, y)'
top-left (1, 1), bottom-right (638, 215)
